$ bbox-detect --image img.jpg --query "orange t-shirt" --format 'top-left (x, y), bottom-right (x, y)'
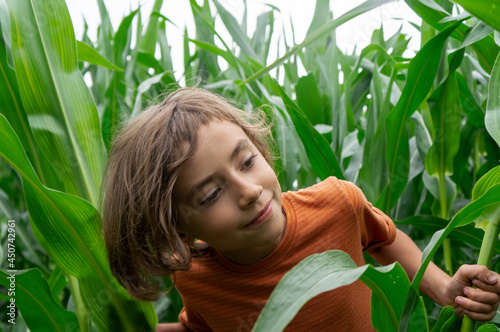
top-left (174, 177), bottom-right (396, 331)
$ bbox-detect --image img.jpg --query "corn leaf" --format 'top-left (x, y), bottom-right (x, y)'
top-left (425, 50), bottom-right (463, 177)
top-left (0, 268), bottom-right (79, 331)
top-left (378, 22), bottom-right (459, 212)
top-left (430, 306), bottom-right (462, 331)
top-left (0, 114), bottom-right (157, 331)
top-left (399, 180), bottom-right (500, 331)
top-left (48, 266), bottom-right (67, 307)
top-left (459, 22), bottom-right (494, 50)
top-left (101, 9), bottom-right (139, 151)
top-left (405, 0), bottom-right (499, 73)
top-left (295, 74), bottom-right (325, 125)
top-left (451, 0), bottom-right (500, 32)
top-left (242, 0), bottom-right (397, 85)
top-left (76, 41), bottom-right (123, 71)
top-left (476, 324), bottom-right (500, 332)
top-left (0, 23), bottom-right (62, 191)
top-left (190, 0), bottom-right (220, 80)
top-left (5, 0), bottom-right (106, 206)
top-left (253, 250), bottom-right (426, 332)
top-left (273, 79), bottom-right (344, 180)
top-left (212, 0), bottom-right (257, 60)
top-left (395, 215), bottom-right (500, 255)
top-left (138, 0), bottom-right (163, 54)
top-left (485, 53), bottom-right (500, 147)
top-left (456, 72), bottom-right (485, 127)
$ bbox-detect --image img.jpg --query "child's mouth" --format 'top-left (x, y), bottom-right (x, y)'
top-left (244, 200), bottom-right (273, 228)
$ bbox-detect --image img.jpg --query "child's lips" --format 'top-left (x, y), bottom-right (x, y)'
top-left (244, 200), bottom-right (273, 228)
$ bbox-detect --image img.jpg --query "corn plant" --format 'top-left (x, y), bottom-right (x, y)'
top-left (0, 0), bottom-right (499, 331)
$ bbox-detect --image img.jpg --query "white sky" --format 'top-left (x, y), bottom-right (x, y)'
top-left (66, 0), bottom-right (422, 79)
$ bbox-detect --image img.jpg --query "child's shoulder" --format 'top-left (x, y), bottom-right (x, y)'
top-left (282, 177), bottom-right (369, 216)
top-left (285, 176), bottom-right (359, 197)
top-left (283, 176), bottom-right (359, 205)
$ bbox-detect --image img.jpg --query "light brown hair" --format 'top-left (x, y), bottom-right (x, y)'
top-left (101, 88), bottom-right (273, 301)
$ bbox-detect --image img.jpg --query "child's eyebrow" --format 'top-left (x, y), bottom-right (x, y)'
top-left (230, 138), bottom-right (250, 161)
top-left (187, 138), bottom-right (250, 201)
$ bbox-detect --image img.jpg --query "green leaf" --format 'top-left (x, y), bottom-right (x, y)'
top-left (459, 22), bottom-right (494, 50)
top-left (0, 0), bottom-right (13, 67)
top-left (451, 0), bottom-right (500, 32)
top-left (272, 79), bottom-right (344, 180)
top-left (251, 10), bottom-right (273, 63)
top-left (405, 0), bottom-right (499, 73)
top-left (0, 22), bottom-right (61, 190)
top-left (301, 0), bottom-right (332, 71)
top-left (456, 72), bottom-right (485, 127)
top-left (188, 38), bottom-right (239, 69)
top-left (473, 165), bottom-right (500, 201)
top-left (395, 215), bottom-right (500, 254)
top-left (485, 53), bottom-right (500, 147)
top-left (100, 8), bottom-right (139, 151)
top-left (242, 0), bottom-right (397, 85)
top-left (295, 74), bottom-right (325, 125)
top-left (138, 0), bottom-right (163, 54)
top-left (425, 49), bottom-right (463, 177)
top-left (0, 268), bottom-right (79, 331)
top-left (130, 71), bottom-right (171, 118)
top-left (471, 166), bottom-right (500, 230)
top-left (399, 182), bottom-right (500, 331)
top-left (189, 0), bottom-right (220, 80)
top-left (476, 324), bottom-right (500, 332)
top-left (48, 266), bottom-right (67, 306)
top-left (430, 306), bottom-right (462, 331)
top-left (378, 22), bottom-right (459, 212)
top-left (6, 0), bottom-right (106, 206)
top-left (157, 18), bottom-right (173, 72)
top-left (422, 171), bottom-right (457, 215)
top-left (212, 0), bottom-right (257, 60)
top-left (0, 114), bottom-right (157, 331)
top-left (253, 250), bottom-right (422, 332)
top-left (76, 41), bottom-right (123, 71)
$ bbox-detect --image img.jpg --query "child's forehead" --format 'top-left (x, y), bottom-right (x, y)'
top-left (173, 121), bottom-right (252, 197)
top-left (197, 120), bottom-right (249, 143)
top-left (174, 120), bottom-right (249, 164)
top-left (183, 121), bottom-right (250, 163)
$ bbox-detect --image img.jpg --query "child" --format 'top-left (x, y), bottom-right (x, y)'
top-left (102, 88), bottom-right (500, 331)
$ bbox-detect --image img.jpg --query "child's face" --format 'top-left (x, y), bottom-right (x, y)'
top-left (173, 120), bottom-right (286, 264)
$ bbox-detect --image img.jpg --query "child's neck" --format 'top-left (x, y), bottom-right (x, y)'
top-left (220, 210), bottom-right (287, 265)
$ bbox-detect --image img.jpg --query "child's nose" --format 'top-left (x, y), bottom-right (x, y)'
top-left (234, 176), bottom-right (263, 208)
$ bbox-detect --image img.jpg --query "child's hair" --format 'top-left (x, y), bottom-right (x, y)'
top-left (101, 87), bottom-right (273, 301)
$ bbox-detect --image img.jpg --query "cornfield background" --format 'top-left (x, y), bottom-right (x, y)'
top-left (0, 0), bottom-right (499, 331)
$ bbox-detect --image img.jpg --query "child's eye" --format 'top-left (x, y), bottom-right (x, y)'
top-left (242, 154), bottom-right (257, 170)
top-left (200, 188), bottom-right (221, 207)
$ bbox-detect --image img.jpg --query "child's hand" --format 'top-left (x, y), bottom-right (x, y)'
top-left (443, 264), bottom-right (500, 321)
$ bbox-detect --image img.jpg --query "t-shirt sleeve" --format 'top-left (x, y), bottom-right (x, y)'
top-left (178, 296), bottom-right (211, 332)
top-left (337, 179), bottom-right (396, 250)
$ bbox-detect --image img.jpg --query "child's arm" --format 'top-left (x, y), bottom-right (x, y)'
top-left (155, 323), bottom-right (192, 332)
top-left (367, 229), bottom-right (500, 321)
